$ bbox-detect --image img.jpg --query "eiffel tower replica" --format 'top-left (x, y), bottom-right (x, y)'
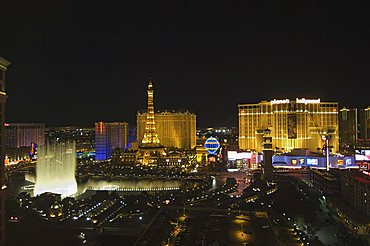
top-left (136, 78), bottom-right (165, 166)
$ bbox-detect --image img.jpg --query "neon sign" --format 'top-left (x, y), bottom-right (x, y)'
top-left (307, 158), bottom-right (318, 165)
top-left (270, 99), bottom-right (290, 105)
top-left (204, 137), bottom-right (220, 155)
top-left (296, 98), bottom-right (320, 104)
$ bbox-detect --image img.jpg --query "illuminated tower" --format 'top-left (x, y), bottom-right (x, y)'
top-left (262, 128), bottom-right (273, 181)
top-left (136, 78), bottom-right (164, 166)
top-left (141, 79), bottom-right (161, 147)
top-left (0, 56), bottom-right (11, 246)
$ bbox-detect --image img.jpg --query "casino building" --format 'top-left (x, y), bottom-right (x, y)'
top-left (238, 98), bottom-right (339, 153)
top-left (5, 123), bottom-right (45, 148)
top-left (137, 111), bottom-right (196, 150)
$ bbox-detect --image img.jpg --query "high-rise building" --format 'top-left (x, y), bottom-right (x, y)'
top-left (358, 106), bottom-right (370, 142)
top-left (5, 123), bottom-right (45, 148)
top-left (95, 122), bottom-right (129, 161)
top-left (340, 170), bottom-right (370, 219)
top-left (238, 98), bottom-right (339, 153)
top-left (137, 111), bottom-right (196, 149)
top-left (338, 106), bottom-right (370, 151)
top-left (339, 107), bottom-right (358, 153)
top-left (45, 126), bottom-right (95, 152)
top-left (0, 56), bottom-right (11, 246)
top-left (136, 78), bottom-right (165, 166)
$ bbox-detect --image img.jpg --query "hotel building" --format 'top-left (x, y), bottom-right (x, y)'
top-left (95, 122), bottom-right (129, 161)
top-left (5, 123), bottom-right (45, 148)
top-left (357, 107), bottom-right (370, 148)
top-left (0, 56), bottom-right (11, 246)
top-left (4, 123), bottom-right (45, 164)
top-left (137, 111), bottom-right (196, 150)
top-left (339, 107), bottom-right (358, 153)
top-left (338, 170), bottom-right (370, 236)
top-left (340, 170), bottom-right (370, 218)
top-left (238, 98), bottom-right (339, 153)
top-left (338, 106), bottom-right (370, 153)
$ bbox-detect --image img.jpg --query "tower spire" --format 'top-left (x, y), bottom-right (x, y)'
top-left (136, 78), bottom-right (165, 167)
top-left (141, 78), bottom-right (161, 146)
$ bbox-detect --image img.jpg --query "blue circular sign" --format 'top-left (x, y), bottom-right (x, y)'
top-left (204, 137), bottom-right (220, 155)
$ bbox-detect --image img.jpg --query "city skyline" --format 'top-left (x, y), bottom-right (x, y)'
top-left (2, 1), bottom-right (370, 127)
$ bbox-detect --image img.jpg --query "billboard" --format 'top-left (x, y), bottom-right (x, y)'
top-left (272, 155), bottom-right (357, 169)
top-left (355, 149), bottom-right (370, 161)
top-left (306, 158), bottom-right (318, 166)
top-left (227, 151), bottom-right (253, 160)
top-left (287, 114), bottom-right (297, 139)
top-left (204, 137), bottom-right (220, 155)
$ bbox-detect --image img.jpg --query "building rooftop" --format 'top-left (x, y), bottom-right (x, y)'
top-left (348, 170), bottom-right (370, 185)
top-left (137, 109), bottom-right (196, 115)
top-left (0, 56), bottom-right (11, 67)
top-left (311, 169), bottom-right (336, 182)
top-left (332, 169), bottom-right (370, 185)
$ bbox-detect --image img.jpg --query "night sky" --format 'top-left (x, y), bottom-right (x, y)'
top-left (1, 1), bottom-right (369, 127)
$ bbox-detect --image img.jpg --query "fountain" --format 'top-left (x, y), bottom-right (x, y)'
top-left (33, 140), bottom-right (78, 198)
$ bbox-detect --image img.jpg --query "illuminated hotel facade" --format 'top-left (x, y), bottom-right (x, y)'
top-left (137, 111), bottom-right (196, 150)
top-left (95, 122), bottom-right (129, 161)
top-left (238, 98), bottom-right (339, 153)
top-left (5, 123), bottom-right (45, 148)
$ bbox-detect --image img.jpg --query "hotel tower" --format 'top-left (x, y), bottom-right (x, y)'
top-left (137, 111), bottom-right (196, 150)
top-left (238, 98), bottom-right (339, 153)
top-left (95, 122), bottom-right (129, 161)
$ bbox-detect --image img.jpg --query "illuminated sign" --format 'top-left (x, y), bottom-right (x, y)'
top-left (270, 98), bottom-right (321, 105)
top-left (307, 158), bottom-right (318, 165)
top-left (291, 159), bottom-right (297, 165)
top-left (204, 137), bottom-right (220, 155)
top-left (355, 154), bottom-right (370, 161)
top-left (296, 98), bottom-right (320, 104)
top-left (355, 149), bottom-right (370, 155)
top-left (337, 159), bottom-right (344, 165)
top-left (227, 151), bottom-right (252, 160)
top-left (270, 99), bottom-right (290, 105)
top-left (345, 158), bottom-right (352, 165)
top-left (299, 158), bottom-right (305, 165)
top-left (359, 163), bottom-right (368, 169)
top-left (30, 142), bottom-right (38, 160)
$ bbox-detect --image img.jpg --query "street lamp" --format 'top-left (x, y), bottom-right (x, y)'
top-left (321, 134), bottom-right (331, 171)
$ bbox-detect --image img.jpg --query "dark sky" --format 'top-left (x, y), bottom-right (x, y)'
top-left (1, 0), bottom-right (369, 127)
